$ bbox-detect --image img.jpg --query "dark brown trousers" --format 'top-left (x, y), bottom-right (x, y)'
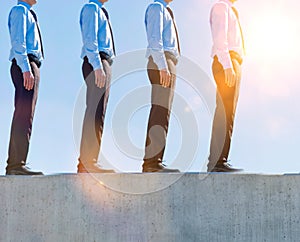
top-left (208, 53), bottom-right (242, 168)
top-left (143, 55), bottom-right (177, 166)
top-left (7, 60), bottom-right (40, 171)
top-left (79, 58), bottom-right (111, 165)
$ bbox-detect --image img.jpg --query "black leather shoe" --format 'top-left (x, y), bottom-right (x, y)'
top-left (208, 162), bottom-right (243, 172)
top-left (6, 166), bottom-right (44, 175)
top-left (77, 163), bottom-right (115, 173)
top-left (142, 163), bottom-right (180, 173)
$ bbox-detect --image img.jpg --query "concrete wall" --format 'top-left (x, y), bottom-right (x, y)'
top-left (0, 173), bottom-right (300, 242)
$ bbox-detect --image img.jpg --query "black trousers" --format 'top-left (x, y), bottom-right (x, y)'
top-left (79, 58), bottom-right (111, 165)
top-left (208, 54), bottom-right (242, 168)
top-left (143, 56), bottom-right (177, 166)
top-left (6, 60), bottom-right (40, 171)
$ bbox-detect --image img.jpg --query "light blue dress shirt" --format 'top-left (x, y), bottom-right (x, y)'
top-left (8, 1), bottom-right (43, 73)
top-left (145, 0), bottom-right (180, 70)
top-left (80, 0), bottom-right (115, 70)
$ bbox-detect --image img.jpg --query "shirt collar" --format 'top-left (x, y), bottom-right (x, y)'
top-left (18, 1), bottom-right (32, 10)
top-left (89, 0), bottom-right (103, 8)
top-left (219, 0), bottom-right (233, 7)
top-left (154, 0), bottom-right (169, 8)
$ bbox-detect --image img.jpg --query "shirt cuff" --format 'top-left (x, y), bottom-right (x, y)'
top-left (89, 56), bottom-right (103, 70)
top-left (151, 52), bottom-right (168, 70)
top-left (217, 53), bottom-right (233, 70)
top-left (17, 58), bottom-right (30, 73)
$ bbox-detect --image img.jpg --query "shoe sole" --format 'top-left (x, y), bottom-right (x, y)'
top-left (6, 172), bottom-right (44, 175)
top-left (208, 168), bottom-right (243, 173)
top-left (77, 170), bottom-right (115, 173)
top-left (142, 169), bottom-right (180, 173)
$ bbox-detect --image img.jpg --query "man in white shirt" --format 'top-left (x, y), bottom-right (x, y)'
top-left (207, 0), bottom-right (244, 172)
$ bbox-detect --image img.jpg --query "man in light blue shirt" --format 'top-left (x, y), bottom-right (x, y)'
top-left (78, 0), bottom-right (115, 173)
top-left (143, 0), bottom-right (181, 172)
top-left (6, 0), bottom-right (44, 175)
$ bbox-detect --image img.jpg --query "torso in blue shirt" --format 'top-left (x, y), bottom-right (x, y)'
top-left (145, 0), bottom-right (180, 70)
top-left (80, 0), bottom-right (114, 70)
top-left (8, 1), bottom-right (43, 73)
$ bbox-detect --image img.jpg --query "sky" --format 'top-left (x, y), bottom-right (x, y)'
top-left (0, 0), bottom-right (300, 175)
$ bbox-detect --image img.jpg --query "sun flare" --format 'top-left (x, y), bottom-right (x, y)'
top-left (246, 12), bottom-right (298, 60)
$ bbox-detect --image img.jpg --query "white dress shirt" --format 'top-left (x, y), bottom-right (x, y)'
top-left (210, 0), bottom-right (244, 69)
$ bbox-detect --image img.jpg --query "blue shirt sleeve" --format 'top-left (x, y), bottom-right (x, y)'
top-left (9, 6), bottom-right (31, 73)
top-left (80, 4), bottom-right (102, 70)
top-left (145, 4), bottom-right (168, 70)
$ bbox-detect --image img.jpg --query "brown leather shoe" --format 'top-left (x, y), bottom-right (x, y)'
top-left (208, 162), bottom-right (243, 172)
top-left (77, 163), bottom-right (115, 173)
top-left (6, 166), bottom-right (44, 175)
top-left (142, 163), bottom-right (180, 173)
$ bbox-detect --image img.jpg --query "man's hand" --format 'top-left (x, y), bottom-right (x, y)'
top-left (224, 68), bottom-right (236, 87)
top-left (23, 71), bottom-right (35, 91)
top-left (94, 68), bottom-right (106, 88)
top-left (159, 68), bottom-right (171, 88)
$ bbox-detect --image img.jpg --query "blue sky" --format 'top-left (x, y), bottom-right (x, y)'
top-left (0, 0), bottom-right (300, 175)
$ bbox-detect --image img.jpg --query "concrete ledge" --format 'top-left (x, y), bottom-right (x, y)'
top-left (1, 173), bottom-right (300, 241)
